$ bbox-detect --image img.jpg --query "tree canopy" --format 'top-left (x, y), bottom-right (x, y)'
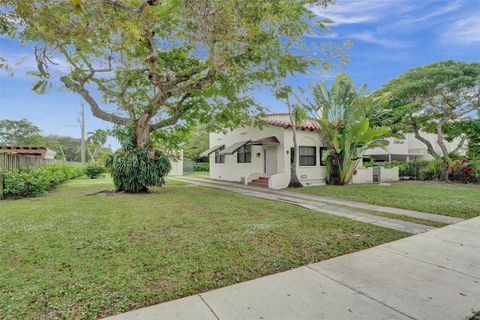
top-left (0, 118), bottom-right (44, 146)
top-left (1, 0), bottom-right (334, 148)
top-left (381, 60), bottom-right (480, 160)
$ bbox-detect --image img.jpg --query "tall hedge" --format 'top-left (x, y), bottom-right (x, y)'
top-left (1, 163), bottom-right (85, 199)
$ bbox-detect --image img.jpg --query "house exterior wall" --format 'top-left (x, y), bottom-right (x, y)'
top-left (282, 129), bottom-right (327, 187)
top-left (364, 132), bottom-right (467, 161)
top-left (209, 125), bottom-right (284, 183)
top-left (169, 151), bottom-right (183, 176)
top-left (44, 149), bottom-right (57, 160)
top-left (208, 125), bottom-right (326, 189)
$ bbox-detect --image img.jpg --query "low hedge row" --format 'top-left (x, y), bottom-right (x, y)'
top-left (193, 162), bottom-right (209, 172)
top-left (1, 163), bottom-right (85, 199)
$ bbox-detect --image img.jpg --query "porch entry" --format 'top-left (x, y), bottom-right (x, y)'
top-left (263, 146), bottom-right (277, 176)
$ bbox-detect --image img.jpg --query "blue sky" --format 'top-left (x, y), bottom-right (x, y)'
top-left (1, 0), bottom-right (479, 145)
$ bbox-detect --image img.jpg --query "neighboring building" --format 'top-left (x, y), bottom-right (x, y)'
top-left (169, 150), bottom-right (184, 176)
top-left (200, 113), bottom-right (327, 189)
top-left (364, 133), bottom-right (467, 162)
top-left (0, 146), bottom-right (57, 160)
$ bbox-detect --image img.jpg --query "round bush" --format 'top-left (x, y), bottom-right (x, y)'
top-left (85, 165), bottom-right (105, 179)
top-left (110, 148), bottom-right (171, 193)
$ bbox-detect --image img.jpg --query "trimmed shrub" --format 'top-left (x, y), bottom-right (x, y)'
top-left (110, 148), bottom-right (171, 193)
top-left (449, 158), bottom-right (477, 183)
top-left (193, 162), bottom-right (209, 172)
top-left (2, 163), bottom-right (85, 199)
top-left (398, 160), bottom-right (430, 179)
top-left (85, 165), bottom-right (105, 179)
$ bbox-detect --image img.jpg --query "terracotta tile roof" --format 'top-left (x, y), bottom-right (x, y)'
top-left (262, 113), bottom-right (319, 131)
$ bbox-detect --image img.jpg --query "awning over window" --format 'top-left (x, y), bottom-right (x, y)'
top-left (248, 136), bottom-right (280, 145)
top-left (199, 144), bottom-right (224, 157)
top-left (218, 140), bottom-right (250, 156)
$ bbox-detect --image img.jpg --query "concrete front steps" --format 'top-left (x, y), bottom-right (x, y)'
top-left (248, 176), bottom-right (269, 188)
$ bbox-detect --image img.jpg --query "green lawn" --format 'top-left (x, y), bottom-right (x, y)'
top-left (0, 176), bottom-right (406, 319)
top-left (293, 181), bottom-right (480, 219)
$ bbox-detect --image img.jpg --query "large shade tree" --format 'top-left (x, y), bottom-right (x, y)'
top-left (0, 119), bottom-right (44, 146)
top-left (381, 61), bottom-right (480, 180)
top-left (308, 73), bottom-right (391, 185)
top-left (1, 0), bottom-right (334, 191)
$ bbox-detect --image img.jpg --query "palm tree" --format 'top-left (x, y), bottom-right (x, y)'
top-left (309, 73), bottom-right (391, 185)
top-left (87, 129), bottom-right (109, 163)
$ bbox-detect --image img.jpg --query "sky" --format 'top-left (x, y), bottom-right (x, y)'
top-left (1, 0), bottom-right (479, 147)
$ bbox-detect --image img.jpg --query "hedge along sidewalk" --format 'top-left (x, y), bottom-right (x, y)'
top-left (0, 163), bottom-right (85, 199)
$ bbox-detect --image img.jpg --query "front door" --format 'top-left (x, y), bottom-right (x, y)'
top-left (264, 147), bottom-right (277, 176)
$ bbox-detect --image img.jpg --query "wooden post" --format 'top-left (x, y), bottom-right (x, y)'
top-left (0, 172), bottom-right (4, 199)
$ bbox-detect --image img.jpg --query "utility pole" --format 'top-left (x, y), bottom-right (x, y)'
top-left (65, 104), bottom-right (86, 163)
top-left (78, 104), bottom-right (85, 163)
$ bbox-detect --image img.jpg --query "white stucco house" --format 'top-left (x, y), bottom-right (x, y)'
top-left (364, 133), bottom-right (467, 162)
top-left (200, 113), bottom-right (328, 189)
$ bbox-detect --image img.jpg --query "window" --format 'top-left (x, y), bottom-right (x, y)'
top-left (215, 146), bottom-right (225, 164)
top-left (319, 147), bottom-right (328, 166)
top-left (237, 144), bottom-right (251, 163)
top-left (299, 146), bottom-right (316, 166)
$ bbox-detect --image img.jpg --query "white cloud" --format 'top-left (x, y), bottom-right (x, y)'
top-left (0, 50), bottom-right (71, 78)
top-left (440, 14), bottom-right (480, 44)
top-left (386, 0), bottom-right (463, 31)
top-left (346, 31), bottom-right (409, 48)
top-left (310, 0), bottom-right (408, 25)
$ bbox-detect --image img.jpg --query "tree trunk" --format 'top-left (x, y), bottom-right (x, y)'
top-left (329, 155), bottom-right (342, 185)
top-left (287, 100), bottom-right (303, 188)
top-left (134, 115), bottom-right (153, 148)
top-left (435, 122), bottom-right (450, 182)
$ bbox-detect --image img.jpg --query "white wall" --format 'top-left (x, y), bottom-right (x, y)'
top-left (283, 129), bottom-right (327, 186)
top-left (380, 167), bottom-right (399, 183)
top-left (365, 132), bottom-right (467, 161)
top-left (169, 151), bottom-right (183, 176)
top-left (352, 167), bottom-right (373, 184)
top-left (44, 149), bottom-right (57, 160)
top-left (209, 125), bottom-right (327, 188)
top-left (209, 125), bottom-right (284, 182)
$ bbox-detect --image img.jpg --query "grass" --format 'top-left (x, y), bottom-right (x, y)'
top-left (318, 202), bottom-right (447, 228)
top-left (183, 171), bottom-right (209, 177)
top-left (0, 176), bottom-right (406, 319)
top-left (293, 181), bottom-right (480, 219)
top-left (176, 176), bottom-right (445, 227)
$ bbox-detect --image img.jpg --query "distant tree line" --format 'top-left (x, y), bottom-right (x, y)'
top-left (0, 119), bottom-right (111, 162)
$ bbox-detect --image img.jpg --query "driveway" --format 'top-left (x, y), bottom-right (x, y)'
top-left (104, 216), bottom-right (480, 320)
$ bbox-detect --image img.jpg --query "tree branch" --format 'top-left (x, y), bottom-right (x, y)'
top-left (411, 117), bottom-right (439, 158)
top-left (61, 76), bottom-right (130, 125)
top-left (452, 135), bottom-right (467, 154)
top-left (151, 93), bottom-right (192, 129)
top-left (435, 120), bottom-right (449, 158)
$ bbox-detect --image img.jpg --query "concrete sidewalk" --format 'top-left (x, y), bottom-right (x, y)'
top-left (104, 217), bottom-right (480, 320)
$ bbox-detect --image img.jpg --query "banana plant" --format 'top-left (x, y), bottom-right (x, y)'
top-left (309, 73), bottom-right (392, 185)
